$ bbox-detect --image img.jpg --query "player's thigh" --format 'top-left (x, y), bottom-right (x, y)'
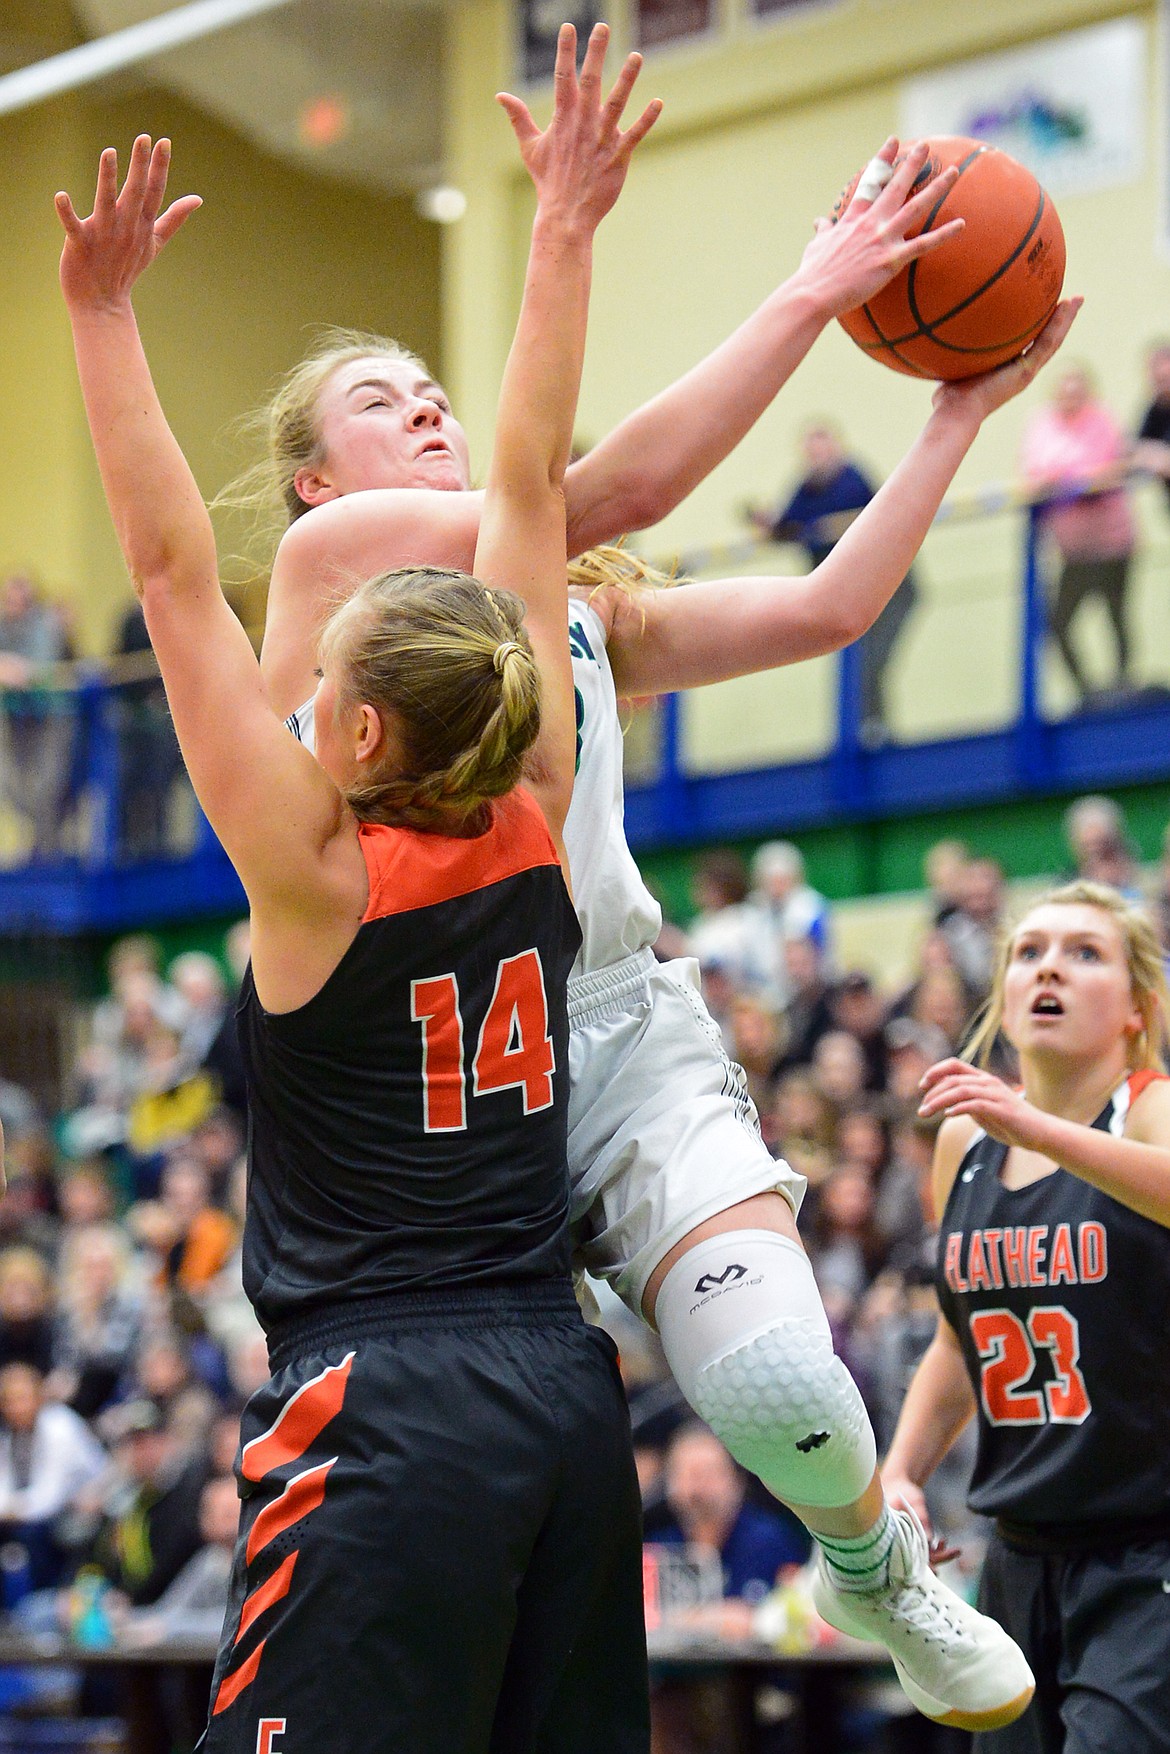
top-left (974, 1535), bottom-right (1064, 1754)
top-left (202, 1333), bottom-right (559, 1754)
top-left (1060, 1540), bottom-right (1170, 1754)
top-left (490, 1324), bottom-right (649, 1754)
top-left (567, 957), bottom-right (804, 1314)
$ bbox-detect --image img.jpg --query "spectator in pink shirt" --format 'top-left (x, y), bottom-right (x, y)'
top-left (1020, 363), bottom-right (1136, 702)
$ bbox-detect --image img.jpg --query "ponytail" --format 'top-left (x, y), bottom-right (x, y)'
top-left (320, 570), bottom-right (541, 832)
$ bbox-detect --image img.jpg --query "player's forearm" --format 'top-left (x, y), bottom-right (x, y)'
top-left (1022, 1109), bottom-right (1170, 1229)
top-left (564, 278), bottom-right (828, 548)
top-left (489, 213), bottom-right (592, 508)
top-left (67, 301), bottom-right (218, 599)
top-left (609, 402), bottom-right (978, 694)
top-left (882, 1331), bottom-right (976, 1487)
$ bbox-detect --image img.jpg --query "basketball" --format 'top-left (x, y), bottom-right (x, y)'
top-left (833, 137), bottom-right (1065, 380)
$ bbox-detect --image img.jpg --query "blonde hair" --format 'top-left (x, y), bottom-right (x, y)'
top-left (965, 881), bottom-right (1169, 1072)
top-left (567, 542), bottom-right (677, 608)
top-left (319, 568), bottom-right (541, 832)
top-left (214, 327), bottom-right (429, 551)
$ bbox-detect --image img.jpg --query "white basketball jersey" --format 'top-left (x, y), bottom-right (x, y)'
top-left (284, 597), bottom-right (661, 977)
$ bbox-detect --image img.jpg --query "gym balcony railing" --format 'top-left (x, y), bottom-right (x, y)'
top-left (2, 474), bottom-right (1169, 934)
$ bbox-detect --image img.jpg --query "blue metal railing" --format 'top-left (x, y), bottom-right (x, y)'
top-left (3, 488), bottom-right (1170, 932)
top-left (623, 492), bottom-right (1170, 849)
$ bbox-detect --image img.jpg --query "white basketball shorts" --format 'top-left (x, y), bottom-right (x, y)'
top-left (566, 950), bottom-right (806, 1315)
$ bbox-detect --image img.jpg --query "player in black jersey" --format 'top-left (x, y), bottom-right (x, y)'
top-left (56, 28), bottom-right (660, 1752)
top-left (883, 879), bottom-right (1170, 1753)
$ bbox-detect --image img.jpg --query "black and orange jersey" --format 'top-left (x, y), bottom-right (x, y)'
top-left (937, 1070), bottom-right (1170, 1531)
top-left (238, 788), bottom-right (582, 1332)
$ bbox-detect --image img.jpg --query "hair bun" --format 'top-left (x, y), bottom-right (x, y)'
top-left (493, 640), bottom-right (522, 675)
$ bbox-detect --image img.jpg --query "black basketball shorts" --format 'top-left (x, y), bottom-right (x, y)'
top-left (975, 1527), bottom-right (1170, 1754)
top-left (197, 1283), bottom-right (649, 1754)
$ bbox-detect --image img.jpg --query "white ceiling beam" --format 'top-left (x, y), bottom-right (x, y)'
top-left (0, 0), bottom-right (297, 117)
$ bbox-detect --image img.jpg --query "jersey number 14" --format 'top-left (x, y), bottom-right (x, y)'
top-left (411, 950), bottom-right (555, 1132)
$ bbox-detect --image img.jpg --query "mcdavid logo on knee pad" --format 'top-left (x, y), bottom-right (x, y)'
top-left (694, 1263), bottom-right (747, 1293)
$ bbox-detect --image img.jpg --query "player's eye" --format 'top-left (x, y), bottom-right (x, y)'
top-left (1015, 942), bottom-right (1039, 960)
top-left (312, 667), bottom-right (323, 680)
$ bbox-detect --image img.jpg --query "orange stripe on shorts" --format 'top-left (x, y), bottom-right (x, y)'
top-left (245, 1459), bottom-right (336, 1566)
top-left (235, 1550), bottom-right (299, 1647)
top-left (241, 1353), bottom-right (354, 1483)
top-left (213, 1638), bottom-right (265, 1715)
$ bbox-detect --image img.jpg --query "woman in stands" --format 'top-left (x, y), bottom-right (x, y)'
top-left (56, 27), bottom-right (658, 1749)
top-left (248, 159), bottom-right (1077, 1725)
top-left (885, 882), bottom-right (1170, 1753)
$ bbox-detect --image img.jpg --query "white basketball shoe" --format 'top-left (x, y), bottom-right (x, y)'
top-left (812, 1507), bottom-right (1035, 1731)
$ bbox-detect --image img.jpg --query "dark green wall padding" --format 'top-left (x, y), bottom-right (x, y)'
top-left (638, 781), bottom-right (1170, 926)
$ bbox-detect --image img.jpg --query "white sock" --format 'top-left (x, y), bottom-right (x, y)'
top-left (816, 1504), bottom-right (897, 1594)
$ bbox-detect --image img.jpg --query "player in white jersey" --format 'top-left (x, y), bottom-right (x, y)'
top-left (262, 127), bottom-right (1077, 1726)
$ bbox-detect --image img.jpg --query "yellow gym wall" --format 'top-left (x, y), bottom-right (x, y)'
top-left (0, 2), bottom-right (441, 653)
top-left (443, 0), bottom-right (1170, 767)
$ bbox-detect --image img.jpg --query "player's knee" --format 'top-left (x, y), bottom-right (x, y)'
top-left (654, 1230), bottom-right (876, 1508)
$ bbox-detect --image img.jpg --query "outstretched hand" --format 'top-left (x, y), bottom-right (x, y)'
top-left (795, 139), bottom-right (965, 321)
top-left (56, 135), bottom-right (201, 312)
top-left (497, 23), bottom-right (661, 233)
top-left (932, 298), bottom-right (1082, 424)
top-left (918, 1057), bottom-right (1049, 1149)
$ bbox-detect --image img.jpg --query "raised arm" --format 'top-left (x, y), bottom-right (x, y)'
top-left (560, 140), bottom-right (964, 550)
top-left (603, 299), bottom-right (1081, 697)
top-left (57, 139), bottom-right (352, 921)
top-left (474, 23), bottom-right (659, 841)
top-left (258, 137), bottom-right (956, 723)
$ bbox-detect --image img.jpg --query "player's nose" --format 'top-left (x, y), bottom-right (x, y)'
top-left (406, 399), bottom-right (443, 429)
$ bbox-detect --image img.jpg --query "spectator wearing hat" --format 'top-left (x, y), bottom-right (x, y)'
top-left (83, 1399), bottom-right (206, 1608)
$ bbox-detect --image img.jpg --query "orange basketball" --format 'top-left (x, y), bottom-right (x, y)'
top-left (833, 137), bottom-right (1065, 380)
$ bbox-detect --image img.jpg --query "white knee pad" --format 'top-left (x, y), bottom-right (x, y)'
top-left (654, 1231), bottom-right (876, 1509)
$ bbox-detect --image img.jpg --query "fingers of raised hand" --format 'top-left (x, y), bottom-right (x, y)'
top-left (619, 95), bottom-right (662, 156)
top-left (140, 138), bottom-right (174, 227)
top-left (897, 214), bottom-right (963, 263)
top-left (94, 146), bottom-right (120, 217)
top-left (552, 22), bottom-right (580, 99)
top-left (577, 20), bottom-right (610, 91)
top-left (602, 50), bottom-right (644, 130)
top-left (878, 138), bottom-right (931, 206)
top-left (54, 192), bottom-right (84, 237)
top-left (118, 134), bottom-right (155, 216)
top-left (496, 91), bottom-right (541, 144)
top-left (919, 1056), bottom-right (971, 1091)
top-left (153, 193), bottom-right (202, 248)
top-left (894, 163), bottom-right (959, 235)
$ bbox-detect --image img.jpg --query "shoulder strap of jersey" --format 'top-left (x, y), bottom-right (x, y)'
top-left (1128, 1068), bottom-right (1170, 1102)
top-left (359, 787), bottom-right (560, 923)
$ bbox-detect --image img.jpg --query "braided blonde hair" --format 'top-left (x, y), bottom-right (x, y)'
top-left (319, 568), bottom-right (540, 833)
top-left (965, 880), bottom-right (1169, 1072)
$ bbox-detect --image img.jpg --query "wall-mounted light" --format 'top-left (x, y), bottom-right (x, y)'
top-left (414, 185), bottom-right (467, 224)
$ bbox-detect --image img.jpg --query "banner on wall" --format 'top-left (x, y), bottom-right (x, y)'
top-left (900, 18), bottom-right (1144, 197)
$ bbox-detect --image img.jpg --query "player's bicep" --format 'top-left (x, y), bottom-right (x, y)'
top-left (475, 492), bottom-right (576, 834)
top-left (262, 491), bottom-right (486, 719)
top-left (144, 581), bottom-right (346, 907)
top-left (931, 1116), bottom-right (978, 1224)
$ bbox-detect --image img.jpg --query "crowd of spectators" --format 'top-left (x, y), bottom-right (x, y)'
top-left (0, 760), bottom-right (1166, 1751)
top-left (0, 925), bottom-right (257, 1749)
